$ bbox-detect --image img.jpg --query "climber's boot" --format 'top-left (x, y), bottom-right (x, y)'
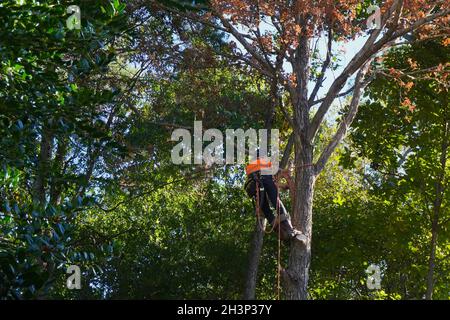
top-left (275, 215), bottom-right (307, 244)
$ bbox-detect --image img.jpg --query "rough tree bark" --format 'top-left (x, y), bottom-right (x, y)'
top-left (284, 139), bottom-right (315, 299)
top-left (281, 31), bottom-right (314, 299)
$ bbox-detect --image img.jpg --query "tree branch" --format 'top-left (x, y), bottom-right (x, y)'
top-left (392, 8), bottom-right (450, 39)
top-left (308, 29), bottom-right (333, 105)
top-left (310, 86), bottom-right (355, 107)
top-left (215, 12), bottom-right (275, 76)
top-left (280, 133), bottom-right (295, 170)
top-left (314, 64), bottom-right (371, 175)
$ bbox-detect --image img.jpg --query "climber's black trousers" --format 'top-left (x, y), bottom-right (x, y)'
top-left (253, 173), bottom-right (289, 225)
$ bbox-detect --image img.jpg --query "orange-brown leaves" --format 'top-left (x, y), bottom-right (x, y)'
top-left (401, 97), bottom-right (416, 113)
top-left (389, 68), bottom-right (402, 78)
top-left (212, 0), bottom-right (364, 39)
top-left (256, 34), bottom-right (274, 52)
top-left (403, 81), bottom-right (415, 91)
top-left (407, 58), bottom-right (419, 70)
top-left (211, 0), bottom-right (449, 39)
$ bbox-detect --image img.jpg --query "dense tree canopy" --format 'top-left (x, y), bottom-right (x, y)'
top-left (0, 0), bottom-right (449, 300)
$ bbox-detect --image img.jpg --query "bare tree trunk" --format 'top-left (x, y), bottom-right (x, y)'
top-left (244, 218), bottom-right (266, 300)
top-left (425, 118), bottom-right (448, 299)
top-left (426, 209), bottom-right (439, 300)
top-left (281, 31), bottom-right (314, 300)
top-left (32, 127), bottom-right (55, 299)
top-left (33, 128), bottom-right (53, 203)
top-left (283, 138), bottom-right (315, 300)
top-left (50, 136), bottom-right (67, 205)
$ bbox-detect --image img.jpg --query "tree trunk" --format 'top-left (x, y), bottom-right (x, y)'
top-left (283, 136), bottom-right (315, 300)
top-left (425, 209), bottom-right (439, 300)
top-left (50, 136), bottom-right (67, 205)
top-left (33, 128), bottom-right (53, 204)
top-left (244, 218), bottom-right (266, 299)
top-left (32, 127), bottom-right (55, 299)
top-left (425, 119), bottom-right (448, 299)
top-left (281, 30), bottom-right (314, 299)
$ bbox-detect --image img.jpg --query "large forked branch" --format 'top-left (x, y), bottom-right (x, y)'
top-left (314, 63), bottom-right (371, 175)
top-left (308, 0), bottom-right (404, 142)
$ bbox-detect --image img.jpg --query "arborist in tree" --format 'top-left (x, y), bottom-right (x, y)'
top-left (244, 151), bottom-right (306, 244)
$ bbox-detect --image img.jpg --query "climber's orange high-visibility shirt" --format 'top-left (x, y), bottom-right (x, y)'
top-left (246, 158), bottom-right (272, 175)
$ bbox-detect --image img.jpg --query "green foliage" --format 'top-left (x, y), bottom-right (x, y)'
top-left (47, 167), bottom-right (255, 299)
top-left (0, 0), bottom-right (127, 299)
top-left (338, 40), bottom-right (450, 299)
